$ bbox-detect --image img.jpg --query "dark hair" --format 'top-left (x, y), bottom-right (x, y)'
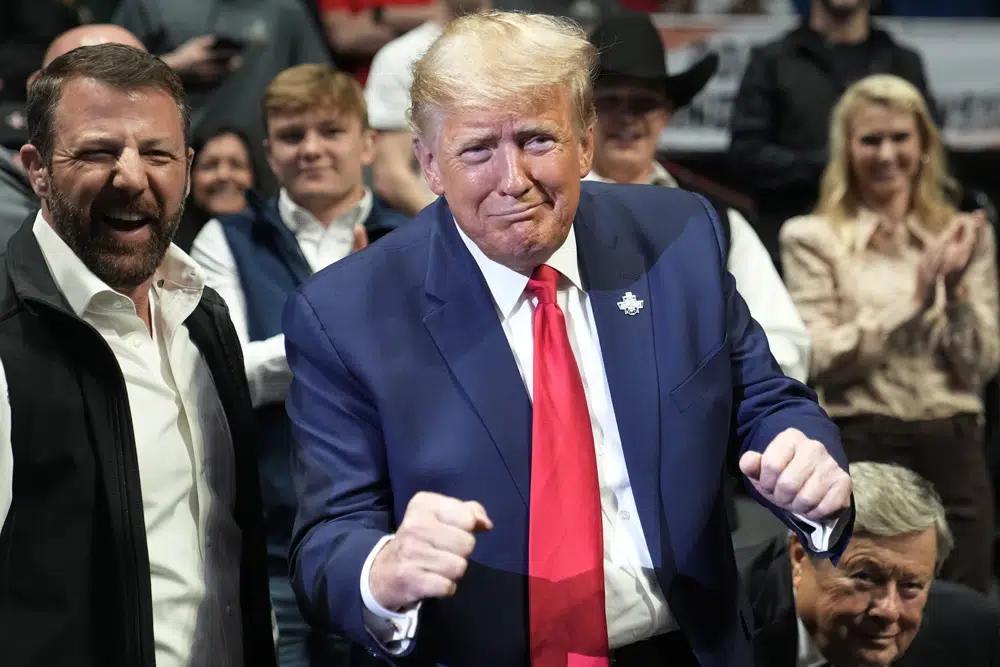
top-left (190, 125), bottom-right (257, 175)
top-left (27, 43), bottom-right (189, 163)
top-left (174, 125), bottom-right (260, 253)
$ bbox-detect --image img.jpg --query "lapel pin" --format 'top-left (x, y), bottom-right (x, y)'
top-left (617, 292), bottom-right (643, 316)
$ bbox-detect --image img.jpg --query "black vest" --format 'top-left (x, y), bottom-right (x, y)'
top-left (0, 219), bottom-right (277, 667)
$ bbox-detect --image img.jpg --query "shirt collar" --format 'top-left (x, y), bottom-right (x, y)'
top-left (853, 207), bottom-right (935, 253)
top-left (277, 187), bottom-right (373, 234)
top-left (585, 161), bottom-right (678, 188)
top-left (454, 219), bottom-right (583, 319)
top-left (32, 210), bottom-right (204, 319)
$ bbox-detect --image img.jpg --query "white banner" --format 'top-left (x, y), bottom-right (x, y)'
top-left (652, 15), bottom-right (1000, 152)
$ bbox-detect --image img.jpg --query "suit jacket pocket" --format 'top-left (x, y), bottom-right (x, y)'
top-left (670, 341), bottom-right (728, 413)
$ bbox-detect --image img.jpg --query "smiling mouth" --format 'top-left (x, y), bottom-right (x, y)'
top-left (94, 211), bottom-right (157, 242)
top-left (494, 203), bottom-right (544, 219)
top-left (99, 211), bottom-right (151, 227)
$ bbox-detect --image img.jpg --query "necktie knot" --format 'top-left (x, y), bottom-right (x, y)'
top-left (527, 264), bottom-right (560, 305)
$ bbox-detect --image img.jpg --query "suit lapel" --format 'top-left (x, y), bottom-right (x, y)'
top-left (422, 201), bottom-right (533, 505)
top-left (574, 197), bottom-right (664, 567)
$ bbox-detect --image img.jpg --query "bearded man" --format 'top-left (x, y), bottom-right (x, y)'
top-left (0, 43), bottom-right (276, 667)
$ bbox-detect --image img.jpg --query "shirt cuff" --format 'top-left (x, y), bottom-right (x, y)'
top-left (244, 334), bottom-right (292, 408)
top-left (791, 508), bottom-right (849, 553)
top-left (360, 535), bottom-right (420, 655)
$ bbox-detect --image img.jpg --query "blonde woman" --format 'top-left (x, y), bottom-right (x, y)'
top-left (780, 74), bottom-right (1000, 594)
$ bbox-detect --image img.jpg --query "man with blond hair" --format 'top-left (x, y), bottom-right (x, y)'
top-left (191, 63), bottom-right (405, 667)
top-left (364, 0), bottom-right (492, 216)
top-left (284, 11), bottom-right (854, 667)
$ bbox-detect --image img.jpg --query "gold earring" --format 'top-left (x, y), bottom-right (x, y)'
top-left (921, 154), bottom-right (930, 164)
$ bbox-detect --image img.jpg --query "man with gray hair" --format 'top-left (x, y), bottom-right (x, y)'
top-left (738, 461), bottom-right (1000, 667)
top-left (285, 10), bottom-right (853, 667)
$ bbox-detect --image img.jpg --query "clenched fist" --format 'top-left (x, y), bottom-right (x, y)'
top-left (739, 428), bottom-right (852, 522)
top-left (369, 491), bottom-right (492, 612)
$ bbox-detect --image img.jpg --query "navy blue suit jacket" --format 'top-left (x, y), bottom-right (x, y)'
top-left (283, 182), bottom-right (852, 667)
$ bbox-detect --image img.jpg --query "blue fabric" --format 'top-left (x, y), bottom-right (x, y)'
top-left (884, 0), bottom-right (991, 16)
top-left (283, 183), bottom-right (852, 667)
top-left (792, 0), bottom-right (991, 17)
top-left (218, 191), bottom-right (410, 573)
top-left (269, 575), bottom-right (357, 667)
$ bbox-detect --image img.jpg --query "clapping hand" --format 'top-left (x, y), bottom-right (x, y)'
top-left (915, 210), bottom-right (985, 306)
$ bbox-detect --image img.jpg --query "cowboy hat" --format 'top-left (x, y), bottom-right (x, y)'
top-left (589, 12), bottom-right (719, 110)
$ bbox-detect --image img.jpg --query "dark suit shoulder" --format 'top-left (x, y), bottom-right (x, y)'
top-left (923, 580), bottom-right (1000, 633)
top-left (896, 581), bottom-right (1000, 667)
top-left (580, 179), bottom-right (711, 216)
top-left (579, 180), bottom-right (726, 267)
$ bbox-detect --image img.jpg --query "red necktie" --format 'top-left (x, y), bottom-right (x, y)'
top-left (527, 265), bottom-right (610, 667)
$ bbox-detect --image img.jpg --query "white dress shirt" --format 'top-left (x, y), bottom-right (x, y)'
top-left (585, 165), bottom-right (811, 382)
top-left (0, 212), bottom-right (245, 667)
top-left (190, 188), bottom-right (372, 407)
top-left (360, 219), bottom-right (838, 654)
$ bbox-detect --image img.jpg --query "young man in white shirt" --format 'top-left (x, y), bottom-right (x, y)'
top-left (585, 13), bottom-right (811, 383)
top-left (364, 0), bottom-right (491, 216)
top-left (190, 63), bottom-right (404, 667)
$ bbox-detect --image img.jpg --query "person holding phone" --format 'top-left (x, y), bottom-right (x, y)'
top-left (113, 0), bottom-right (332, 194)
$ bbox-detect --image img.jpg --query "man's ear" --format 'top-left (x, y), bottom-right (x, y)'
top-left (19, 144), bottom-right (51, 199)
top-left (578, 123), bottom-right (594, 178)
top-left (185, 146), bottom-right (194, 199)
top-left (263, 138), bottom-right (278, 181)
top-left (789, 535), bottom-right (809, 589)
top-left (413, 135), bottom-right (445, 197)
top-left (359, 128), bottom-right (376, 168)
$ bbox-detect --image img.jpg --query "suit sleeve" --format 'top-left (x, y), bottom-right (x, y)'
top-left (728, 47), bottom-right (829, 193)
top-left (283, 290), bottom-right (401, 659)
top-left (696, 198), bottom-right (854, 561)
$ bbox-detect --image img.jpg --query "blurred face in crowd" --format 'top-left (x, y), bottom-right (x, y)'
top-left (593, 77), bottom-right (670, 179)
top-left (265, 106), bottom-right (373, 209)
top-left (414, 87), bottom-right (593, 273)
top-left (191, 132), bottom-right (253, 216)
top-left (791, 528), bottom-right (937, 667)
top-left (848, 101), bottom-right (922, 206)
top-left (21, 77), bottom-right (191, 290)
top-left (817, 0), bottom-right (870, 20)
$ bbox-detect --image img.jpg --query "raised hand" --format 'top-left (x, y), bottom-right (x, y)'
top-left (739, 428), bottom-right (852, 522)
top-left (369, 491), bottom-right (493, 612)
top-left (940, 211), bottom-right (985, 298)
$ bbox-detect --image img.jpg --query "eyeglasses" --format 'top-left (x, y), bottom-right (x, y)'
top-left (594, 91), bottom-right (667, 116)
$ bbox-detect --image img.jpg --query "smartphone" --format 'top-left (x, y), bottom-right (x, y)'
top-left (211, 36), bottom-right (246, 53)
